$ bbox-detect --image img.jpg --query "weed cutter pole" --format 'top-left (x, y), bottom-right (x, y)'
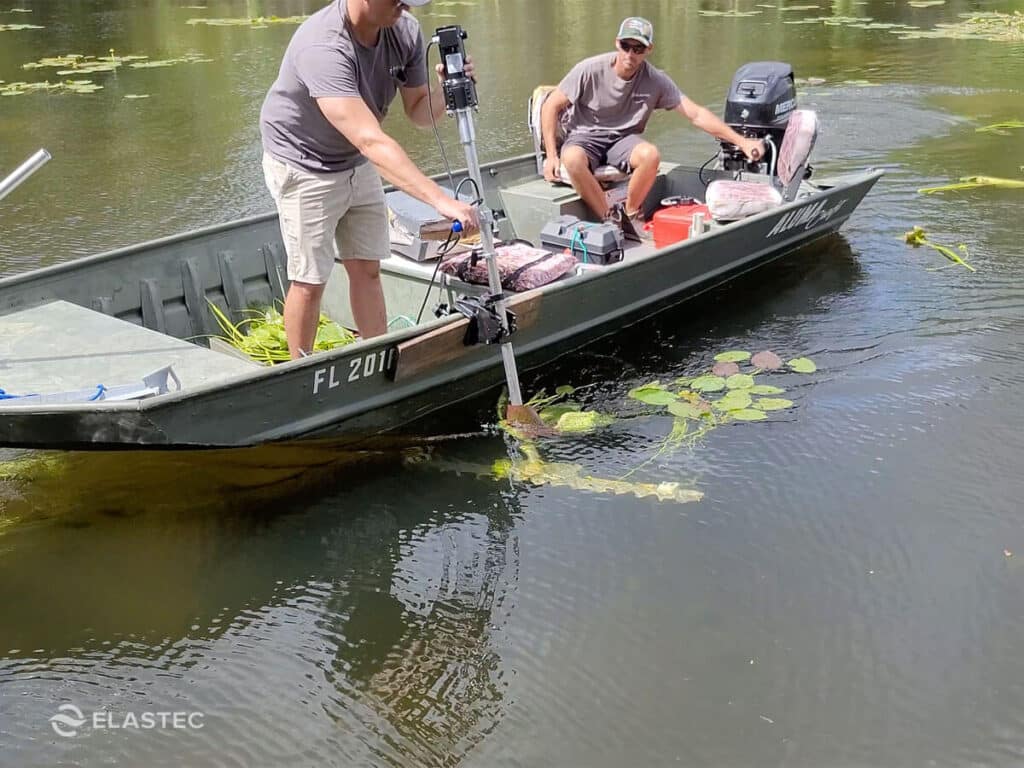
top-left (435, 25), bottom-right (526, 411)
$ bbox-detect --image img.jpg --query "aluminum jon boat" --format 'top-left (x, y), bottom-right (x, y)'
top-left (0, 66), bottom-right (882, 450)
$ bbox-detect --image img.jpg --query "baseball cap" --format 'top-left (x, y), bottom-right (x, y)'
top-left (617, 17), bottom-right (654, 47)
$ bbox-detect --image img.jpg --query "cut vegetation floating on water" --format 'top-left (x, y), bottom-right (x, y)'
top-left (976, 121), bottom-right (1024, 135)
top-left (918, 176), bottom-right (1024, 194)
top-left (477, 350), bottom-right (817, 501)
top-left (904, 226), bottom-right (975, 272)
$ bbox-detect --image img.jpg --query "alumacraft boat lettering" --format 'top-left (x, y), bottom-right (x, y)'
top-left (0, 56), bottom-right (882, 449)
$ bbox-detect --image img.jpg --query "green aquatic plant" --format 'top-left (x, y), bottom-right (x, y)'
top-left (0, 79), bottom-right (103, 96)
top-left (976, 121), bottom-right (1024, 135)
top-left (904, 226), bottom-right (976, 272)
top-left (698, 9), bottom-right (762, 17)
top-left (186, 15), bottom-right (309, 27)
top-left (491, 349), bottom-right (817, 501)
top-left (893, 11), bottom-right (1024, 42)
top-left (207, 302), bottom-right (356, 364)
top-left (786, 357), bottom-right (817, 373)
top-left (714, 350), bottom-right (751, 363)
top-left (919, 176), bottom-right (1024, 194)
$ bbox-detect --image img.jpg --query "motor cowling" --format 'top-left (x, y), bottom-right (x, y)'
top-left (719, 61), bottom-right (796, 174)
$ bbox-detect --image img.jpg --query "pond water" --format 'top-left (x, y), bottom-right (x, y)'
top-left (2, 1), bottom-right (1024, 766)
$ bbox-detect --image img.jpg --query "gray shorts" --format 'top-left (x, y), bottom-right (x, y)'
top-left (561, 133), bottom-right (644, 173)
top-left (262, 152), bottom-right (389, 285)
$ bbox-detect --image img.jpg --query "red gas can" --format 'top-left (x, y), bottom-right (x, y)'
top-left (649, 199), bottom-right (711, 249)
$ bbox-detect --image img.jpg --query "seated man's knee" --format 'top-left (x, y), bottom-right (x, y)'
top-left (560, 146), bottom-right (591, 176)
top-left (632, 142), bottom-right (661, 169)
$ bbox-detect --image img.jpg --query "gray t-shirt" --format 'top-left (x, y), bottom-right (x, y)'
top-left (259, 2), bottom-right (427, 173)
top-left (558, 53), bottom-right (684, 144)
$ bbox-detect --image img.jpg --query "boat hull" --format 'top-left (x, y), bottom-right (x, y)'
top-left (0, 161), bottom-right (882, 449)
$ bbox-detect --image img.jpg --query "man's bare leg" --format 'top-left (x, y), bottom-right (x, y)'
top-left (284, 280), bottom-right (325, 359)
top-left (625, 141), bottom-right (661, 218)
top-left (561, 145), bottom-right (611, 219)
top-left (344, 258), bottom-right (387, 339)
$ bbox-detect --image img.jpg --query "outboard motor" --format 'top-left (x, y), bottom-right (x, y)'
top-left (720, 61), bottom-right (796, 175)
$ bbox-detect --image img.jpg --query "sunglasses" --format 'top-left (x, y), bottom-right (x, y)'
top-left (618, 40), bottom-right (649, 55)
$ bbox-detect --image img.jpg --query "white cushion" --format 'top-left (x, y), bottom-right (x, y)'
top-left (706, 179), bottom-right (783, 220)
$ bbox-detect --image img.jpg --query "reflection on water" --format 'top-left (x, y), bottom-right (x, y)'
top-left (0, 440), bottom-right (520, 765)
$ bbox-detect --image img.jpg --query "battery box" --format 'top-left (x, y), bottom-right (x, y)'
top-left (538, 216), bottom-right (625, 265)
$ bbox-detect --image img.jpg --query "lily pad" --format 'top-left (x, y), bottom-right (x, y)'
top-left (725, 373), bottom-right (755, 389)
top-left (537, 403), bottom-right (581, 426)
top-left (750, 350), bottom-right (784, 370)
top-left (630, 388), bottom-right (678, 406)
top-left (711, 361), bottom-right (740, 377)
top-left (668, 401), bottom-right (705, 420)
top-left (787, 357), bottom-right (817, 374)
top-left (714, 350), bottom-right (751, 363)
top-left (729, 409), bottom-right (768, 422)
top-left (754, 398), bottom-right (794, 411)
top-left (712, 391), bottom-right (753, 412)
top-left (556, 411), bottom-right (614, 434)
top-left (749, 384), bottom-right (786, 395)
top-left (691, 375), bottom-right (726, 393)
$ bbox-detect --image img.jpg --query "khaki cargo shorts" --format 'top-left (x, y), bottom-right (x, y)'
top-left (262, 152), bottom-right (389, 285)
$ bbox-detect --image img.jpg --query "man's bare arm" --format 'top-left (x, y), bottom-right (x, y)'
top-left (400, 57), bottom-right (475, 129)
top-left (540, 88), bottom-right (570, 181)
top-left (317, 96), bottom-right (477, 227)
top-left (399, 82), bottom-right (446, 128)
top-left (675, 97), bottom-right (764, 161)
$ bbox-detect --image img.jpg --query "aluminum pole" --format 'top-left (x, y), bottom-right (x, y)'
top-left (453, 109), bottom-right (525, 408)
top-left (0, 149), bottom-right (51, 202)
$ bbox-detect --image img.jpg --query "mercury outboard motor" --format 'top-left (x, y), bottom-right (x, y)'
top-left (720, 61), bottom-right (796, 175)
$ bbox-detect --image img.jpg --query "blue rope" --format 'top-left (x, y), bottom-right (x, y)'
top-left (570, 225), bottom-right (590, 263)
top-left (87, 384), bottom-right (107, 401)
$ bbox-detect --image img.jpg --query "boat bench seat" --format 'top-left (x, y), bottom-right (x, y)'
top-left (0, 300), bottom-right (259, 399)
top-left (527, 85), bottom-right (632, 187)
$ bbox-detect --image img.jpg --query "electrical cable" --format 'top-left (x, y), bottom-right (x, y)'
top-left (425, 40), bottom-right (456, 192)
top-left (697, 151), bottom-right (718, 188)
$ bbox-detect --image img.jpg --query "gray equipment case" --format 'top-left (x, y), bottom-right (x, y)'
top-left (538, 216), bottom-right (624, 265)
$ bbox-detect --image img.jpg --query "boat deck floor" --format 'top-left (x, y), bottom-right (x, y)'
top-left (0, 300), bottom-right (259, 397)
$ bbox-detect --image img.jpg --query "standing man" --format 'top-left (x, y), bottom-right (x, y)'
top-left (541, 17), bottom-right (765, 237)
top-left (260, 0), bottom-right (479, 358)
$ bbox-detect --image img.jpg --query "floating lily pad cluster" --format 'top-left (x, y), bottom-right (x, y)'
top-left (895, 11), bottom-right (1024, 42)
top-left (5, 51), bottom-right (213, 97)
top-left (1, 79), bottom-right (103, 96)
top-left (186, 15), bottom-right (309, 28)
top-left (630, 349), bottom-right (810, 422)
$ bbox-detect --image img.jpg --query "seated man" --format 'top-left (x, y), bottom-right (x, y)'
top-left (541, 16), bottom-right (766, 238)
